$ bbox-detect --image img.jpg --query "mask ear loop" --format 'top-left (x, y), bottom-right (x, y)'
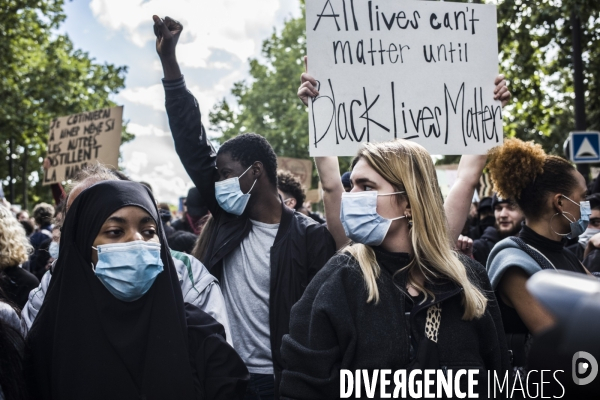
top-left (245, 178), bottom-right (257, 195)
top-left (378, 191), bottom-right (410, 226)
top-left (91, 245), bottom-right (98, 271)
top-left (549, 211), bottom-right (576, 237)
top-left (239, 163), bottom-right (258, 195)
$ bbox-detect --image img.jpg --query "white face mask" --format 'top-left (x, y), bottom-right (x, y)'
top-left (49, 241), bottom-right (59, 259)
top-left (214, 164), bottom-right (257, 216)
top-left (579, 228), bottom-right (600, 247)
top-left (340, 191), bottom-right (407, 246)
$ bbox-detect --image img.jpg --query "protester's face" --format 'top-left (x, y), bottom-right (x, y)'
top-left (17, 211), bottom-right (29, 222)
top-left (350, 158), bottom-right (409, 222)
top-left (216, 152), bottom-right (256, 193)
top-left (589, 208), bottom-right (600, 230)
top-left (52, 227), bottom-right (61, 243)
top-left (91, 206), bottom-right (159, 265)
top-left (560, 171), bottom-right (588, 220)
top-left (494, 202), bottom-right (524, 236)
top-left (277, 189), bottom-right (296, 210)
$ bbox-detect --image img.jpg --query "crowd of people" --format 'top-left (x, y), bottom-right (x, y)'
top-left (0, 14), bottom-right (599, 400)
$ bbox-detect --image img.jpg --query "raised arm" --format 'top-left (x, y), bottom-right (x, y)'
top-left (314, 157), bottom-right (347, 249)
top-left (299, 57), bottom-right (348, 249)
top-left (445, 75), bottom-right (511, 243)
top-left (445, 154), bottom-right (487, 242)
top-left (153, 16), bottom-right (220, 215)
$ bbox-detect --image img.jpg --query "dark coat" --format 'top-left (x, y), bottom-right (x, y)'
top-left (280, 250), bottom-right (510, 399)
top-left (473, 226), bottom-right (499, 266)
top-left (0, 265), bottom-right (39, 309)
top-left (163, 77), bottom-right (337, 389)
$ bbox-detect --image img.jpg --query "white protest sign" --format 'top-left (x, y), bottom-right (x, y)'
top-left (306, 0), bottom-right (502, 156)
top-left (43, 106), bottom-right (123, 185)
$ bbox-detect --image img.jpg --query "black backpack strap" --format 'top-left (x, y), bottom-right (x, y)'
top-left (509, 237), bottom-right (555, 270)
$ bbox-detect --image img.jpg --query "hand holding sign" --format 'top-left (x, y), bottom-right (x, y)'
top-left (494, 75), bottom-right (511, 107)
top-left (298, 56), bottom-right (319, 107)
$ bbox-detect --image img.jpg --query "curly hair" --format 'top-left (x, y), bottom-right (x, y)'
top-left (487, 138), bottom-right (577, 219)
top-left (0, 207), bottom-right (33, 269)
top-left (219, 133), bottom-right (278, 186)
top-left (277, 171), bottom-right (306, 210)
top-left (32, 202), bottom-right (54, 226)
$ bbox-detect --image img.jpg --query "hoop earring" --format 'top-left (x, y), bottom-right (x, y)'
top-left (549, 211), bottom-right (575, 237)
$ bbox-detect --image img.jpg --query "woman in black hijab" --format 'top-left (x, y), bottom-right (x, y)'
top-left (25, 180), bottom-right (248, 399)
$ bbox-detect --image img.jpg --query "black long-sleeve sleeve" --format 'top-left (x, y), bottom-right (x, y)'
top-left (185, 303), bottom-right (249, 400)
top-left (163, 77), bottom-right (220, 216)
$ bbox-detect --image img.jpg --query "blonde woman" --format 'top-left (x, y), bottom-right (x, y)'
top-left (0, 207), bottom-right (39, 309)
top-left (279, 140), bottom-right (509, 399)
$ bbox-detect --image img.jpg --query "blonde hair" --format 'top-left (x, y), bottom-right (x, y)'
top-left (344, 140), bottom-right (487, 320)
top-left (0, 207), bottom-right (33, 269)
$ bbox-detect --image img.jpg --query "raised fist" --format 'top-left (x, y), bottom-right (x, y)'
top-left (153, 15), bottom-right (183, 60)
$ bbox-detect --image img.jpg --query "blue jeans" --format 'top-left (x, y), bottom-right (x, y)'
top-left (244, 373), bottom-right (275, 400)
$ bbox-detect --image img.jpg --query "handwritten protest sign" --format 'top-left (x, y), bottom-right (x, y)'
top-left (306, 0), bottom-right (502, 156)
top-left (278, 157), bottom-right (314, 189)
top-left (43, 106), bottom-right (123, 185)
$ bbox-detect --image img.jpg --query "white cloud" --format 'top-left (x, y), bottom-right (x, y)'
top-left (118, 84), bottom-right (165, 111)
top-left (127, 122), bottom-right (171, 137)
top-left (123, 151), bottom-right (148, 175)
top-left (118, 70), bottom-right (247, 117)
top-left (89, 0), bottom-right (292, 68)
top-left (121, 135), bottom-right (194, 204)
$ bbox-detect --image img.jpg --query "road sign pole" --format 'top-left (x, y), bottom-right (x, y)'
top-left (572, 9), bottom-right (589, 181)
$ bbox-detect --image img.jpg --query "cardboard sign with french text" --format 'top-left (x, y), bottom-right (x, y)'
top-left (43, 106), bottom-right (123, 185)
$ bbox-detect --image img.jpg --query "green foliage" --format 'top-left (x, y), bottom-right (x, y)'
top-left (497, 0), bottom-right (600, 155)
top-left (0, 0), bottom-right (130, 208)
top-left (210, 0), bottom-right (600, 171)
top-left (209, 4), bottom-right (308, 158)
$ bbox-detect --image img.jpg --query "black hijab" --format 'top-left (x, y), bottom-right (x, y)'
top-left (25, 180), bottom-right (197, 399)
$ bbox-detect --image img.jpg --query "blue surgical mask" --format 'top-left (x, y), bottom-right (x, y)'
top-left (93, 240), bottom-right (164, 302)
top-left (49, 241), bottom-right (59, 259)
top-left (214, 164), bottom-right (257, 216)
top-left (561, 196), bottom-right (591, 239)
top-left (340, 191), bottom-right (407, 246)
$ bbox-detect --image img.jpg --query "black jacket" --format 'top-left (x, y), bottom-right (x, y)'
top-left (0, 265), bottom-right (40, 309)
top-left (472, 226), bottom-right (499, 266)
top-left (280, 249), bottom-right (510, 399)
top-left (163, 77), bottom-right (336, 388)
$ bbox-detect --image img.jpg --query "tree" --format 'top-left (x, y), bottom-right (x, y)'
top-left (210, 0), bottom-right (600, 169)
top-left (496, 0), bottom-right (600, 154)
top-left (209, 3), bottom-right (308, 158)
top-left (0, 0), bottom-right (131, 208)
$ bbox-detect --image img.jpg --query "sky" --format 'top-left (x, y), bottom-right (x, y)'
top-left (58, 0), bottom-right (302, 204)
